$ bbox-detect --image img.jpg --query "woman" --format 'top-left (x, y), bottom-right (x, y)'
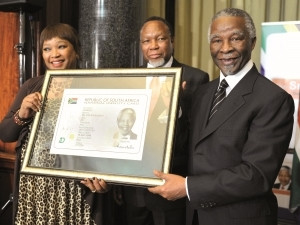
top-left (0, 23), bottom-right (105, 225)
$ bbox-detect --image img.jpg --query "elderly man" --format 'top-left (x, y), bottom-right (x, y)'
top-left (148, 8), bottom-right (294, 225)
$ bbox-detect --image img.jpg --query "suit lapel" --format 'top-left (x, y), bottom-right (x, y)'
top-left (195, 66), bottom-right (259, 145)
top-left (192, 80), bottom-right (218, 144)
top-left (171, 58), bottom-right (182, 67)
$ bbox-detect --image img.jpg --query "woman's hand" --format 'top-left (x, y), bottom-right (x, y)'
top-left (19, 92), bottom-right (43, 119)
top-left (80, 178), bottom-right (110, 193)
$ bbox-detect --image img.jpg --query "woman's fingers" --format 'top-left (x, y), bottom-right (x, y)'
top-left (81, 178), bottom-right (110, 193)
top-left (92, 178), bottom-right (110, 193)
top-left (19, 92), bottom-right (43, 118)
top-left (80, 178), bottom-right (96, 192)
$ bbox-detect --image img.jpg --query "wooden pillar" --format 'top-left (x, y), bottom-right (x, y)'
top-left (0, 11), bottom-right (19, 224)
top-left (0, 10), bottom-right (19, 172)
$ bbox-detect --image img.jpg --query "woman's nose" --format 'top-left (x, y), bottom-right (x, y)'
top-left (51, 48), bottom-right (60, 57)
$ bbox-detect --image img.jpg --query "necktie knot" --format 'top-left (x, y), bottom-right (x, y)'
top-left (218, 79), bottom-right (229, 91)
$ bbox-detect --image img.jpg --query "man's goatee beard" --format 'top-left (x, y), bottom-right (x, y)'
top-left (149, 58), bottom-right (165, 68)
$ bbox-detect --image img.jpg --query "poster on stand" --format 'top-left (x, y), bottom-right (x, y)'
top-left (261, 21), bottom-right (300, 221)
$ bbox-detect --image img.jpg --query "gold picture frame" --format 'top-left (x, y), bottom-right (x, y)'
top-left (21, 68), bottom-right (182, 187)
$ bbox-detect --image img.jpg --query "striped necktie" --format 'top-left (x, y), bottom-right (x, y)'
top-left (209, 79), bottom-right (229, 120)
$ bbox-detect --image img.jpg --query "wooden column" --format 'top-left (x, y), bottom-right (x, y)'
top-left (0, 10), bottom-right (18, 173)
top-left (0, 11), bottom-right (19, 223)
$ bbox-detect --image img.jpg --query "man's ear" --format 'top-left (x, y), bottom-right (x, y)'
top-left (251, 37), bottom-right (256, 50)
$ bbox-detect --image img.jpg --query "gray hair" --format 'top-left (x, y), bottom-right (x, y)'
top-left (117, 108), bottom-right (136, 123)
top-left (141, 16), bottom-right (174, 38)
top-left (280, 165), bottom-right (292, 176)
top-left (208, 8), bottom-right (256, 42)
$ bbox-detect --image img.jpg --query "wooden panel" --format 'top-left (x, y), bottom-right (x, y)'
top-left (0, 11), bottom-right (19, 154)
top-left (0, 11), bottom-right (18, 223)
top-left (0, 9), bottom-right (18, 193)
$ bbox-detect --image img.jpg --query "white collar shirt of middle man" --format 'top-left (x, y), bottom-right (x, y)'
top-left (146, 56), bottom-right (173, 88)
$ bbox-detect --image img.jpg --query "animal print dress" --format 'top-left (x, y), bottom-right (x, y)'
top-left (14, 78), bottom-right (97, 225)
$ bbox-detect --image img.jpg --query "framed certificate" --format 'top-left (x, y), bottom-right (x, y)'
top-left (21, 68), bottom-right (182, 187)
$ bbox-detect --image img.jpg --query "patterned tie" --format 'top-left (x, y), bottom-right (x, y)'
top-left (209, 79), bottom-right (229, 120)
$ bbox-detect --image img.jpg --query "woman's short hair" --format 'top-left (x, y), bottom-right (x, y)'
top-left (39, 23), bottom-right (81, 55)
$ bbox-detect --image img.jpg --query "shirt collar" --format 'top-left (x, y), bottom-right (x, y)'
top-left (147, 56), bottom-right (173, 68)
top-left (282, 180), bottom-right (291, 189)
top-left (219, 60), bottom-right (253, 93)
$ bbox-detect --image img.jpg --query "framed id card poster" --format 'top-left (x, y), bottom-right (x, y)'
top-left (21, 68), bottom-right (182, 187)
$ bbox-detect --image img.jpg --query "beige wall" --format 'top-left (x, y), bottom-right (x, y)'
top-left (146, 0), bottom-right (300, 80)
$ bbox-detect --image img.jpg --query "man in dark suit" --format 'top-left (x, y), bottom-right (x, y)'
top-left (148, 8), bottom-right (295, 225)
top-left (122, 16), bottom-right (209, 225)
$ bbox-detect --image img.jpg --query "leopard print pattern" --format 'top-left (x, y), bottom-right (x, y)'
top-left (29, 77), bottom-right (73, 168)
top-left (15, 78), bottom-right (96, 225)
top-left (15, 174), bottom-right (95, 225)
top-left (28, 98), bottom-right (59, 167)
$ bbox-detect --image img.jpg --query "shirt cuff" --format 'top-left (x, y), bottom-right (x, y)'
top-left (186, 176), bottom-right (191, 201)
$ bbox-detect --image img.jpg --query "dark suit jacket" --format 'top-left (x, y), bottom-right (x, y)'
top-left (124, 58), bottom-right (209, 210)
top-left (187, 65), bottom-right (294, 225)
